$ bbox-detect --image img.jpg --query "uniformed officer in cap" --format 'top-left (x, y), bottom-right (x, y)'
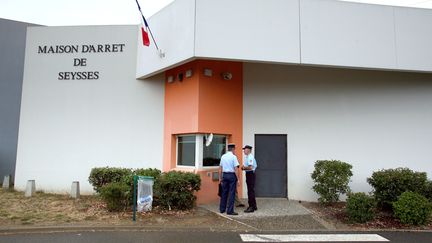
top-left (219, 143), bottom-right (240, 215)
top-left (242, 145), bottom-right (257, 213)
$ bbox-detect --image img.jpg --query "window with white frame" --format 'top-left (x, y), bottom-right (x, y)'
top-left (177, 136), bottom-right (196, 166)
top-left (176, 134), bottom-right (227, 168)
top-left (203, 135), bottom-right (226, 167)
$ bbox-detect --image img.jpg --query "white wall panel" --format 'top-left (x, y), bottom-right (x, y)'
top-left (300, 0), bottom-right (397, 69)
top-left (136, 0), bottom-right (432, 78)
top-left (195, 0), bottom-right (300, 63)
top-left (244, 63), bottom-right (432, 201)
top-left (16, 25), bottom-right (165, 194)
top-left (136, 0), bottom-right (196, 78)
top-left (394, 7), bottom-right (432, 71)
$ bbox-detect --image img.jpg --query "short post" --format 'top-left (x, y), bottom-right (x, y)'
top-left (133, 175), bottom-right (137, 222)
top-left (2, 175), bottom-right (11, 189)
top-left (25, 180), bottom-right (36, 197)
top-left (70, 181), bottom-right (80, 199)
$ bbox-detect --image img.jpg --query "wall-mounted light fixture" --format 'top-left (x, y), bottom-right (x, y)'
top-left (203, 68), bottom-right (213, 77)
top-left (185, 69), bottom-right (193, 78)
top-left (167, 75), bottom-right (174, 83)
top-left (221, 72), bottom-right (233, 80)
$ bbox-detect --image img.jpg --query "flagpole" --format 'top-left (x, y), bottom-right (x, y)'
top-left (145, 22), bottom-right (159, 51)
top-left (135, 0), bottom-right (160, 51)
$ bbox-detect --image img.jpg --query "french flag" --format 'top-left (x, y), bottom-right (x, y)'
top-left (135, 0), bottom-right (150, 47)
top-left (140, 18), bottom-right (150, 47)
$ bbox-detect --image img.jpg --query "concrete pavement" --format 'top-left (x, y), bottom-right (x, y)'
top-left (202, 198), bottom-right (311, 218)
top-left (201, 198), bottom-right (332, 231)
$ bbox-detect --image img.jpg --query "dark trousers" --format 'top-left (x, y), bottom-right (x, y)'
top-left (219, 173), bottom-right (237, 214)
top-left (246, 171), bottom-right (257, 208)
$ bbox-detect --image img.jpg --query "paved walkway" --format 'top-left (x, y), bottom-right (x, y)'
top-left (202, 198), bottom-right (310, 218)
top-left (201, 198), bottom-right (332, 231)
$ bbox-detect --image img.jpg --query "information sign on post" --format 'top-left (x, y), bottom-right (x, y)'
top-left (133, 175), bottom-right (154, 221)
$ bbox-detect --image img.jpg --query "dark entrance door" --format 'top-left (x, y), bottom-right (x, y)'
top-left (254, 134), bottom-right (287, 197)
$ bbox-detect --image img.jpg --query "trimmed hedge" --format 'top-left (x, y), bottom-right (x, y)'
top-left (88, 167), bottom-right (131, 193)
top-left (100, 182), bottom-right (130, 212)
top-left (423, 181), bottom-right (432, 202)
top-left (134, 168), bottom-right (162, 179)
top-left (155, 171), bottom-right (201, 210)
top-left (367, 168), bottom-right (428, 209)
top-left (88, 167), bottom-right (201, 211)
top-left (311, 160), bottom-right (353, 204)
top-left (393, 191), bottom-right (432, 225)
top-left (346, 192), bottom-right (375, 223)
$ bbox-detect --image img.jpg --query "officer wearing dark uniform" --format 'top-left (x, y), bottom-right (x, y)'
top-left (242, 145), bottom-right (257, 213)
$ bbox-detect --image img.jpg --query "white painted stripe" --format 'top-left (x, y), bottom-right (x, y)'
top-left (215, 212), bottom-right (259, 230)
top-left (240, 234), bottom-right (389, 242)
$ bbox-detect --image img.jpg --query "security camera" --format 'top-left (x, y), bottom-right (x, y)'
top-left (221, 72), bottom-right (233, 80)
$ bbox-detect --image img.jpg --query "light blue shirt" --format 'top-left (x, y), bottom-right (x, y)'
top-left (220, 151), bottom-right (239, 172)
top-left (244, 153), bottom-right (257, 171)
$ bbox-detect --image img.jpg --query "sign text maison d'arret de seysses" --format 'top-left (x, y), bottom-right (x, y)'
top-left (37, 43), bottom-right (126, 80)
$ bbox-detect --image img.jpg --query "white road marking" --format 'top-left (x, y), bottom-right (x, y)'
top-left (214, 212), bottom-right (259, 230)
top-left (240, 234), bottom-right (389, 242)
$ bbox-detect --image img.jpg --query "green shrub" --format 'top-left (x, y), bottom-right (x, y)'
top-left (367, 168), bottom-right (428, 209)
top-left (155, 171), bottom-right (201, 210)
top-left (393, 191), bottom-right (432, 225)
top-left (88, 167), bottom-right (132, 193)
top-left (100, 182), bottom-right (130, 212)
top-left (311, 160), bottom-right (353, 204)
top-left (346, 192), bottom-right (375, 223)
top-left (134, 168), bottom-right (162, 179)
top-left (89, 167), bottom-right (201, 211)
top-left (423, 181), bottom-right (432, 202)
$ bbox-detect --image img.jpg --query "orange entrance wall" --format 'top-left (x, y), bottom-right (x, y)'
top-left (163, 60), bottom-right (243, 204)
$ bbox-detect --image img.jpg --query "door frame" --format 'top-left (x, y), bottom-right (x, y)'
top-left (254, 134), bottom-right (288, 198)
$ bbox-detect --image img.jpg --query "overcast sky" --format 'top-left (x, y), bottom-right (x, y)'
top-left (0, 0), bottom-right (431, 26)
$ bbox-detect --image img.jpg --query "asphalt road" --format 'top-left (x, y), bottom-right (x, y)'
top-left (0, 230), bottom-right (431, 243)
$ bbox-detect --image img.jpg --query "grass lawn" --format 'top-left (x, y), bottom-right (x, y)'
top-left (0, 189), bottom-right (246, 230)
top-left (0, 189), bottom-right (128, 226)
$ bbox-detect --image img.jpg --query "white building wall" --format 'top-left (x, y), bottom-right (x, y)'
top-left (300, 0), bottom-right (398, 69)
top-left (243, 63), bottom-right (432, 201)
top-left (195, 0), bottom-right (300, 63)
top-left (394, 7), bottom-right (432, 71)
top-left (136, 0), bottom-right (195, 78)
top-left (136, 0), bottom-right (432, 78)
top-left (15, 25), bottom-right (165, 194)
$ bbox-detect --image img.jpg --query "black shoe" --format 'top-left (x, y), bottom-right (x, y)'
top-left (227, 212), bottom-right (238, 215)
top-left (236, 203), bottom-right (245, 207)
top-left (244, 207), bottom-right (255, 213)
top-left (220, 211), bottom-right (225, 214)
top-left (254, 206), bottom-right (258, 211)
